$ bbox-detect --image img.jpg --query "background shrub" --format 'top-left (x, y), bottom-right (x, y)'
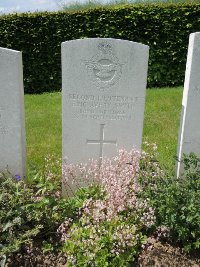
top-left (0, 3), bottom-right (200, 93)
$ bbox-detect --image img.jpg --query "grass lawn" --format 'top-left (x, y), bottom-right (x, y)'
top-left (25, 92), bottom-right (61, 172)
top-left (25, 87), bottom-right (183, 175)
top-left (143, 87), bottom-right (183, 172)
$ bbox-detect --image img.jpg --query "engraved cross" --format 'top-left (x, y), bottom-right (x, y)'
top-left (86, 124), bottom-right (117, 164)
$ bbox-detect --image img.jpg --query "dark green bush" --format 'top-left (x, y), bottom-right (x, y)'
top-left (0, 3), bottom-right (200, 93)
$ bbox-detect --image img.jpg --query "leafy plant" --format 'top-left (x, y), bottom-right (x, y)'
top-left (0, 172), bottom-right (42, 256)
top-left (139, 151), bottom-right (200, 252)
top-left (0, 155), bottom-right (103, 259)
top-left (0, 156), bottom-right (62, 257)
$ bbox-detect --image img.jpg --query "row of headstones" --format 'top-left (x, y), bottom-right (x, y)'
top-left (0, 33), bottom-right (199, 187)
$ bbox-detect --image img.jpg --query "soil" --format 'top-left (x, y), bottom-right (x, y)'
top-left (5, 248), bottom-right (67, 267)
top-left (3, 241), bottom-right (200, 267)
top-left (138, 241), bottom-right (200, 267)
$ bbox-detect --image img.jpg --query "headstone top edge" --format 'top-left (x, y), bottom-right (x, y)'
top-left (61, 38), bottom-right (149, 50)
top-left (190, 32), bottom-right (200, 37)
top-left (0, 47), bottom-right (21, 54)
top-left (189, 32), bottom-right (200, 44)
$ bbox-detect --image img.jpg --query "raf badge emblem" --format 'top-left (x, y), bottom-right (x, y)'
top-left (84, 42), bottom-right (123, 89)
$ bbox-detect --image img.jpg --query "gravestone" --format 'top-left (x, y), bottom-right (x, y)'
top-left (62, 38), bottom-right (149, 194)
top-left (177, 32), bottom-right (200, 177)
top-left (0, 47), bottom-right (26, 178)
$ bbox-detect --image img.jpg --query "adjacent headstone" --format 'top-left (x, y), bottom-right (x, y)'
top-left (62, 38), bottom-right (149, 193)
top-left (0, 47), bottom-right (26, 178)
top-left (177, 32), bottom-right (200, 177)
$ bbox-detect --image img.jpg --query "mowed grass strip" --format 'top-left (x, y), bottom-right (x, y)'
top-left (25, 92), bottom-right (61, 170)
top-left (25, 87), bottom-right (183, 173)
top-left (143, 87), bottom-right (183, 172)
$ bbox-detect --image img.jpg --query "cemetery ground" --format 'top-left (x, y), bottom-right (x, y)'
top-left (1, 86), bottom-right (200, 267)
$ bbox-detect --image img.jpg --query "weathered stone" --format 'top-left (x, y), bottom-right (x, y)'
top-left (0, 47), bottom-right (26, 178)
top-left (62, 38), bottom-right (149, 193)
top-left (177, 32), bottom-right (200, 177)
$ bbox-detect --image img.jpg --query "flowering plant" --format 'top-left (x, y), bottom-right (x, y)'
top-left (60, 149), bottom-right (157, 266)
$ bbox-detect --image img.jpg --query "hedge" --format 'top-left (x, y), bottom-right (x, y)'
top-left (0, 3), bottom-right (200, 93)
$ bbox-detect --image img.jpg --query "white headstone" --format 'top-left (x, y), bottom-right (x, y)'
top-left (177, 32), bottom-right (200, 177)
top-left (62, 38), bottom-right (149, 193)
top-left (0, 47), bottom-right (26, 178)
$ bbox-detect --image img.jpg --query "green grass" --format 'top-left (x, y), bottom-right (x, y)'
top-left (25, 92), bottom-right (61, 171)
top-left (143, 87), bottom-right (183, 173)
top-left (25, 87), bottom-right (183, 174)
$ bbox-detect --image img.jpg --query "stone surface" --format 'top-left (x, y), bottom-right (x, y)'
top-left (177, 32), bottom-right (200, 177)
top-left (0, 47), bottom-right (26, 178)
top-left (62, 38), bottom-right (149, 193)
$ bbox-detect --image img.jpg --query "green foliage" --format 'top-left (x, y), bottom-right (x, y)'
top-left (0, 157), bottom-right (62, 256)
top-left (63, 215), bottom-right (146, 267)
top-left (0, 4), bottom-right (200, 93)
top-left (0, 156), bottom-right (102, 258)
top-left (0, 172), bottom-right (42, 256)
top-left (139, 152), bottom-right (200, 252)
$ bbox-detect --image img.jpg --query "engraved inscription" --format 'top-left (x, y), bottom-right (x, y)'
top-left (84, 42), bottom-right (124, 89)
top-left (87, 124), bottom-right (117, 164)
top-left (66, 93), bottom-right (138, 121)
